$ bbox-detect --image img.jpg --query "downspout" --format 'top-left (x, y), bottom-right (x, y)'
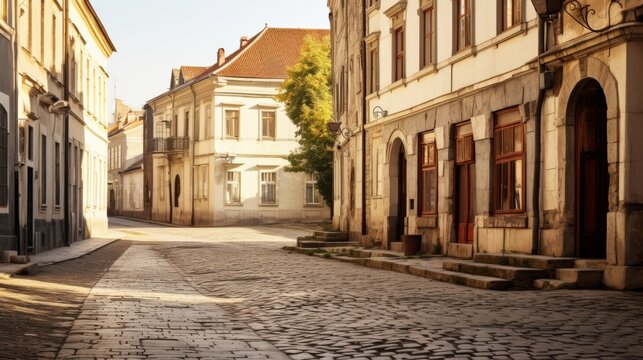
top-left (190, 84), bottom-right (196, 226)
top-left (63, 0), bottom-right (70, 246)
top-left (531, 16), bottom-right (546, 255)
top-left (361, 0), bottom-right (367, 236)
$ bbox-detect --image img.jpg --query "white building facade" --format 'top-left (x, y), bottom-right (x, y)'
top-left (146, 27), bottom-right (331, 226)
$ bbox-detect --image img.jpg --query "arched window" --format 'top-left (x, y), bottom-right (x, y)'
top-left (174, 175), bottom-right (180, 207)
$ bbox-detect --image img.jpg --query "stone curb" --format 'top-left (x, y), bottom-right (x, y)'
top-left (0, 237), bottom-right (121, 279)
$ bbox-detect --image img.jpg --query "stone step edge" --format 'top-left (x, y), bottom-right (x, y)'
top-left (442, 260), bottom-right (550, 281)
top-left (473, 253), bottom-right (577, 270)
top-left (533, 278), bottom-right (577, 290)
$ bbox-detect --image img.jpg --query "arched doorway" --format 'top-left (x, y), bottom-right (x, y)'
top-left (108, 189), bottom-right (115, 215)
top-left (174, 175), bottom-right (181, 208)
top-left (389, 139), bottom-right (407, 241)
top-left (573, 79), bottom-right (608, 259)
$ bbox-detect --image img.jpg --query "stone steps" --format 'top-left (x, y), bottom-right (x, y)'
top-left (533, 278), bottom-right (576, 290)
top-left (556, 268), bottom-right (604, 288)
top-left (312, 231), bottom-right (348, 241)
top-left (574, 259), bottom-right (608, 270)
top-left (442, 260), bottom-right (549, 288)
top-left (298, 240), bottom-right (358, 249)
top-left (424, 267), bottom-right (512, 290)
top-left (473, 253), bottom-right (577, 270)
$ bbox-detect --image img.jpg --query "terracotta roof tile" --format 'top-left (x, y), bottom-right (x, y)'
top-left (181, 66), bottom-right (208, 81)
top-left (217, 28), bottom-right (330, 79)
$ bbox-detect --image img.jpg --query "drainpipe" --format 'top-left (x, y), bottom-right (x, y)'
top-left (190, 85), bottom-right (196, 226)
top-left (361, 0), bottom-right (367, 236)
top-left (63, 0), bottom-right (70, 246)
top-left (531, 17), bottom-right (546, 255)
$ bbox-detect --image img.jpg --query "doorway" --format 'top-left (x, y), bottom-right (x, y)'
top-left (455, 123), bottom-right (475, 244)
top-left (27, 167), bottom-right (34, 252)
top-left (396, 147), bottom-right (407, 240)
top-left (575, 80), bottom-right (608, 259)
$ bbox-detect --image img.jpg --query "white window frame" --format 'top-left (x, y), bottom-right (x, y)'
top-left (259, 170), bottom-right (277, 205)
top-left (260, 110), bottom-right (276, 140)
top-left (225, 170), bottom-right (241, 205)
top-left (224, 108), bottom-right (240, 139)
top-left (305, 173), bottom-right (321, 205)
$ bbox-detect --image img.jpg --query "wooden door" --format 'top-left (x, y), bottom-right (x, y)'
top-left (455, 130), bottom-right (475, 244)
top-left (576, 82), bottom-right (608, 258)
top-left (396, 148), bottom-right (407, 240)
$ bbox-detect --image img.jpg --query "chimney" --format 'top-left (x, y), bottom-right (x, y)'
top-left (217, 48), bottom-right (225, 66)
top-left (239, 36), bottom-right (248, 48)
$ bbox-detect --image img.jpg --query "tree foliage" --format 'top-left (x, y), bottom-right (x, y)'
top-left (277, 35), bottom-right (334, 207)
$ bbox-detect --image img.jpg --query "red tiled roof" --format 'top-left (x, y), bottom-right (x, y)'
top-left (181, 66), bottom-right (208, 81)
top-left (217, 28), bottom-right (330, 79)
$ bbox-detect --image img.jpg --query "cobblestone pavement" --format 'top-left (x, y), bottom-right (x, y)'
top-left (138, 224), bottom-right (643, 360)
top-left (57, 244), bottom-right (288, 359)
top-left (0, 240), bottom-right (132, 359)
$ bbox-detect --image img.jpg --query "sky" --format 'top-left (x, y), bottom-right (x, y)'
top-left (92, 0), bottom-right (330, 117)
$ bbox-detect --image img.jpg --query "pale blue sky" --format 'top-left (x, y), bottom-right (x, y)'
top-left (92, 0), bottom-right (330, 115)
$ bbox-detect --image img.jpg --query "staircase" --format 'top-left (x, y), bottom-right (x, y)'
top-left (296, 231), bottom-right (357, 249)
top-left (436, 253), bottom-right (606, 290)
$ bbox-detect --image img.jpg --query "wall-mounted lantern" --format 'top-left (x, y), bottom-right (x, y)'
top-left (372, 106), bottom-right (388, 120)
top-left (327, 119), bottom-right (353, 150)
top-left (531, 0), bottom-right (563, 19)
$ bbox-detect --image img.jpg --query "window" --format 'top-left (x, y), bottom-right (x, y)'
top-left (305, 173), bottom-right (320, 205)
top-left (366, 36), bottom-right (380, 94)
top-left (225, 110), bottom-right (239, 139)
top-left (173, 114), bottom-right (178, 136)
top-left (367, 0), bottom-right (379, 8)
top-left (184, 110), bottom-right (189, 138)
top-left (174, 175), bottom-right (180, 207)
top-left (194, 107), bottom-right (200, 141)
top-left (226, 171), bottom-right (240, 204)
top-left (0, 105), bottom-right (7, 206)
top-left (200, 166), bottom-right (208, 199)
top-left (501, 0), bottom-right (521, 31)
top-left (494, 107), bottom-right (525, 214)
top-left (455, 0), bottom-right (472, 52)
top-left (419, 132), bottom-right (437, 215)
top-left (40, 0), bottom-right (44, 61)
top-left (27, 0), bottom-right (33, 52)
top-left (260, 171), bottom-right (277, 205)
top-left (261, 111), bottom-right (276, 139)
top-left (28, 125), bottom-right (33, 160)
top-left (373, 147), bottom-right (383, 197)
top-left (55, 141), bottom-right (60, 207)
top-left (393, 27), bottom-right (405, 81)
top-left (51, 14), bottom-right (56, 71)
top-left (1, 0), bottom-right (8, 23)
top-left (159, 166), bottom-right (165, 201)
top-left (421, 4), bottom-right (435, 68)
top-left (205, 104), bottom-right (212, 138)
top-left (156, 120), bottom-right (170, 138)
top-left (41, 135), bottom-right (47, 206)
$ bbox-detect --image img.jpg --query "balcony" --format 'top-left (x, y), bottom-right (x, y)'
top-left (149, 137), bottom-right (190, 153)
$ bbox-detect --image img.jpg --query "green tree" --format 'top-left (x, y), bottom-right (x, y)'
top-left (277, 35), bottom-right (334, 207)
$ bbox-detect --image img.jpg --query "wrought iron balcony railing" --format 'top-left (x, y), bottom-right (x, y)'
top-left (149, 137), bottom-right (190, 153)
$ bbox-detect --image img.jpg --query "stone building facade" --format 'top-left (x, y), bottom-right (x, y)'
top-left (145, 27), bottom-right (331, 226)
top-left (107, 100), bottom-right (145, 219)
top-left (15, 0), bottom-right (114, 254)
top-left (0, 0), bottom-right (18, 254)
top-left (329, 0), bottom-right (643, 289)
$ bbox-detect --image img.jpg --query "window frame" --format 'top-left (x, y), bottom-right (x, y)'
top-left (225, 109), bottom-right (240, 139)
top-left (54, 141), bottom-right (61, 207)
top-left (225, 170), bottom-right (241, 205)
top-left (420, 1), bottom-right (436, 69)
top-left (40, 134), bottom-right (47, 207)
top-left (261, 110), bottom-right (276, 140)
top-left (194, 106), bottom-right (200, 141)
top-left (393, 26), bottom-right (405, 82)
top-left (0, 0), bottom-right (8, 24)
top-left (419, 132), bottom-right (438, 216)
top-left (493, 107), bottom-right (526, 215)
top-left (454, 0), bottom-right (473, 53)
top-left (305, 173), bottom-right (321, 205)
top-left (500, 0), bottom-right (522, 33)
top-left (259, 170), bottom-right (277, 205)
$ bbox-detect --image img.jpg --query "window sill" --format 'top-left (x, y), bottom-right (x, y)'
top-left (483, 215), bottom-right (528, 228)
top-left (304, 203), bottom-right (324, 208)
top-left (259, 203), bottom-right (278, 207)
top-left (417, 215), bottom-right (438, 229)
top-left (0, 20), bottom-right (14, 40)
top-left (225, 203), bottom-right (243, 207)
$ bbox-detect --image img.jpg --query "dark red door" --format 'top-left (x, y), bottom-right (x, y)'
top-left (576, 81), bottom-right (608, 259)
top-left (396, 148), bottom-right (407, 240)
top-left (455, 132), bottom-right (475, 244)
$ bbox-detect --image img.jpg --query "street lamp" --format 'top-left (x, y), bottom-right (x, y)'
top-left (531, 0), bottom-right (563, 19)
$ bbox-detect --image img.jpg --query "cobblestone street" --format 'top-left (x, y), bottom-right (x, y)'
top-left (1, 217), bottom-right (643, 359)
